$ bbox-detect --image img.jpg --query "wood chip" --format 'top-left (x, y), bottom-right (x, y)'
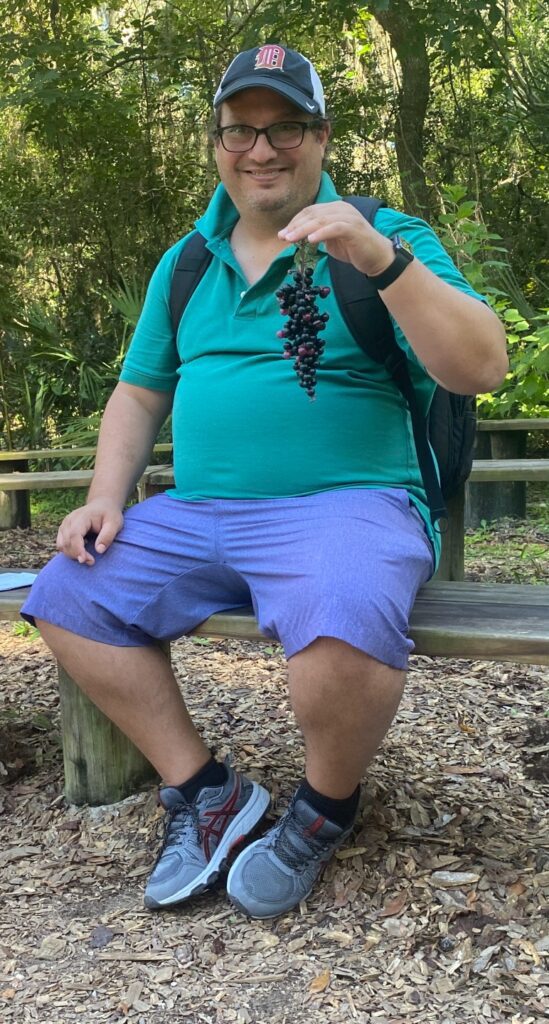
top-left (309, 968), bottom-right (331, 993)
top-left (430, 870), bottom-right (481, 887)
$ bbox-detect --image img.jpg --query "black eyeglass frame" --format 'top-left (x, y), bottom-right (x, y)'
top-left (214, 119), bottom-right (325, 153)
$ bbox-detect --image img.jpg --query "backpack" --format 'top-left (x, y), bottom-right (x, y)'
top-left (169, 196), bottom-right (477, 524)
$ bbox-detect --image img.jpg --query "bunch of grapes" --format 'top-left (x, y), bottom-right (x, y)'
top-left (275, 262), bottom-right (330, 400)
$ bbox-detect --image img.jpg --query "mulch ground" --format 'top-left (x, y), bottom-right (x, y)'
top-left (0, 520), bottom-right (548, 1024)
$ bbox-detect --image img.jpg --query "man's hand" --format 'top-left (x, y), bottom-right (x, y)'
top-left (56, 498), bottom-right (124, 565)
top-left (279, 201), bottom-right (394, 277)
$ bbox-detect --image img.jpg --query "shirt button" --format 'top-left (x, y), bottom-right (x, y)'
top-left (240, 290), bottom-right (246, 298)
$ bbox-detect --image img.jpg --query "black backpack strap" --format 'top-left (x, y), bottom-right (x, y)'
top-left (169, 231), bottom-right (212, 337)
top-left (385, 352), bottom-right (448, 523)
top-left (343, 195), bottom-right (387, 223)
top-left (329, 195), bottom-right (395, 364)
top-left (329, 196), bottom-right (447, 524)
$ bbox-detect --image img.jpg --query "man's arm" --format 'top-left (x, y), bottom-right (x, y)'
top-left (57, 382), bottom-right (173, 565)
top-left (279, 202), bottom-right (509, 395)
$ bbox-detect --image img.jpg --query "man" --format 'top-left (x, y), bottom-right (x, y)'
top-left (22, 45), bottom-right (508, 920)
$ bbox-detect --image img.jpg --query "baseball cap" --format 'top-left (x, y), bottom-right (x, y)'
top-left (213, 44), bottom-right (326, 117)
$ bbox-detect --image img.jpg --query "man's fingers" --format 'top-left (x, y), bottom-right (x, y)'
top-left (94, 512), bottom-right (123, 554)
top-left (54, 502), bottom-right (123, 563)
top-left (77, 549), bottom-right (95, 566)
top-left (305, 221), bottom-right (353, 243)
top-left (281, 216), bottom-right (362, 245)
top-left (280, 201), bottom-right (363, 240)
top-left (57, 523), bottom-right (94, 564)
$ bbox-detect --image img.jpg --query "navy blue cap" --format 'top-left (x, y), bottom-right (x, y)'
top-left (214, 45), bottom-right (326, 117)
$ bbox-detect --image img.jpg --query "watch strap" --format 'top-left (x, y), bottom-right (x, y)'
top-left (369, 236), bottom-right (414, 290)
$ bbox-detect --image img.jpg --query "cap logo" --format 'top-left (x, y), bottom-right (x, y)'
top-left (254, 45), bottom-right (286, 72)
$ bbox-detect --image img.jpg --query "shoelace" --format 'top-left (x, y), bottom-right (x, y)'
top-left (273, 806), bottom-right (336, 871)
top-left (156, 800), bottom-right (201, 860)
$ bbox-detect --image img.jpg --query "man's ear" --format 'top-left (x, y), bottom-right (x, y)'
top-left (320, 120), bottom-right (331, 156)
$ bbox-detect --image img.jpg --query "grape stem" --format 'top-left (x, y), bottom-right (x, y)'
top-left (297, 240), bottom-right (318, 277)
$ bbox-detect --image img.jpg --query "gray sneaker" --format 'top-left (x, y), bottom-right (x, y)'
top-left (144, 765), bottom-right (270, 909)
top-left (226, 794), bottom-right (356, 919)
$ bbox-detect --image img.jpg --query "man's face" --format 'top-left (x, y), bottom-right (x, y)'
top-left (214, 87), bottom-right (330, 224)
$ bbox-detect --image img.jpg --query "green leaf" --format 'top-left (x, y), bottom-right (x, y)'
top-left (442, 185), bottom-right (468, 203)
top-left (456, 201), bottom-right (477, 218)
top-left (31, 713), bottom-right (53, 731)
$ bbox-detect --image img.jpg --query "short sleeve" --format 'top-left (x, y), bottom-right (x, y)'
top-left (119, 237), bottom-right (191, 392)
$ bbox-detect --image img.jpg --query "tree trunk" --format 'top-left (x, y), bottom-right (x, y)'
top-left (372, 0), bottom-right (432, 220)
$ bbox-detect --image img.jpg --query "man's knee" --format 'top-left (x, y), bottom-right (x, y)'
top-left (289, 636), bottom-right (398, 677)
top-left (288, 637), bottom-right (405, 716)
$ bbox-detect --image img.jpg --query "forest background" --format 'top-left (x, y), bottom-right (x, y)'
top-left (0, 0), bottom-right (547, 451)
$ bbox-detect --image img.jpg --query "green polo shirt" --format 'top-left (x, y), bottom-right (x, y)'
top-left (121, 172), bottom-right (486, 566)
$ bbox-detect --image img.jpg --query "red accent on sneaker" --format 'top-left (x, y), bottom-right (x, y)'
top-left (303, 815), bottom-right (326, 838)
top-left (200, 776), bottom-right (242, 860)
top-left (228, 835), bottom-right (246, 853)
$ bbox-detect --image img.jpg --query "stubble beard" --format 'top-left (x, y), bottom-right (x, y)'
top-left (243, 182), bottom-right (317, 228)
top-left (245, 187), bottom-right (293, 216)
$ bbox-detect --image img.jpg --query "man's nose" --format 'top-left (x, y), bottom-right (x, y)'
top-left (249, 130), bottom-right (278, 158)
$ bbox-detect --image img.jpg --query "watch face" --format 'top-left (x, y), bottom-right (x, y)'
top-left (392, 234), bottom-right (414, 257)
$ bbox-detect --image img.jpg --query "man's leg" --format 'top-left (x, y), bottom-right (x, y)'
top-left (287, 636), bottom-right (404, 798)
top-left (36, 620), bottom-right (211, 784)
top-left (227, 640), bottom-right (403, 919)
top-left (36, 621), bottom-right (270, 907)
top-left (226, 488), bottom-right (432, 919)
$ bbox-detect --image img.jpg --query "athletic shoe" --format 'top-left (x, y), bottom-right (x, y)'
top-left (144, 765), bottom-right (270, 909)
top-left (226, 794), bottom-right (356, 919)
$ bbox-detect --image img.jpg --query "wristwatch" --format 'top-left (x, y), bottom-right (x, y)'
top-left (368, 235), bottom-right (414, 290)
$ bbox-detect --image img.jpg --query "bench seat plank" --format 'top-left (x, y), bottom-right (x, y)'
top-left (2, 577), bottom-right (548, 665)
top-left (1, 459), bottom-right (547, 492)
top-left (0, 470), bottom-right (95, 490)
top-left (0, 443), bottom-right (173, 462)
top-left (0, 465), bottom-right (173, 491)
top-left (477, 419), bottom-right (549, 432)
top-left (469, 459), bottom-right (549, 482)
top-left (145, 461), bottom-right (549, 489)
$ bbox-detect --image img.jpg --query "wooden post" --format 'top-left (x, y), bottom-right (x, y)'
top-left (465, 430), bottom-right (527, 528)
top-left (57, 649), bottom-right (166, 806)
top-left (434, 487), bottom-right (465, 582)
top-left (0, 459), bottom-right (31, 530)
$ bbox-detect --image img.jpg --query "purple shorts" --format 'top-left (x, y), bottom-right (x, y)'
top-left (22, 488), bottom-right (434, 669)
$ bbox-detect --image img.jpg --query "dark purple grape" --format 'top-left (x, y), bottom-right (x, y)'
top-left (275, 264), bottom-right (330, 399)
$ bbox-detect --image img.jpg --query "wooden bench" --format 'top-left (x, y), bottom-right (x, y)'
top-left (477, 418), bottom-right (549, 437)
top-left (0, 444), bottom-right (173, 463)
top-left (0, 465), bottom-right (174, 493)
top-left (468, 418), bottom-right (549, 526)
top-left (0, 462), bottom-right (173, 530)
top-left (2, 572), bottom-right (549, 807)
top-left (2, 460), bottom-right (545, 492)
top-left (0, 444), bottom-right (173, 529)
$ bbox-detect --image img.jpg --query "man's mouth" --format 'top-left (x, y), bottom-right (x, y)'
top-left (245, 169), bottom-right (285, 180)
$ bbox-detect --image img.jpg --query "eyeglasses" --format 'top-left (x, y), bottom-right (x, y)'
top-left (215, 120), bottom-right (323, 153)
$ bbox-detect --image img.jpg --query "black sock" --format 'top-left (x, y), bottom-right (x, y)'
top-left (295, 779), bottom-right (360, 829)
top-left (175, 757), bottom-right (228, 802)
